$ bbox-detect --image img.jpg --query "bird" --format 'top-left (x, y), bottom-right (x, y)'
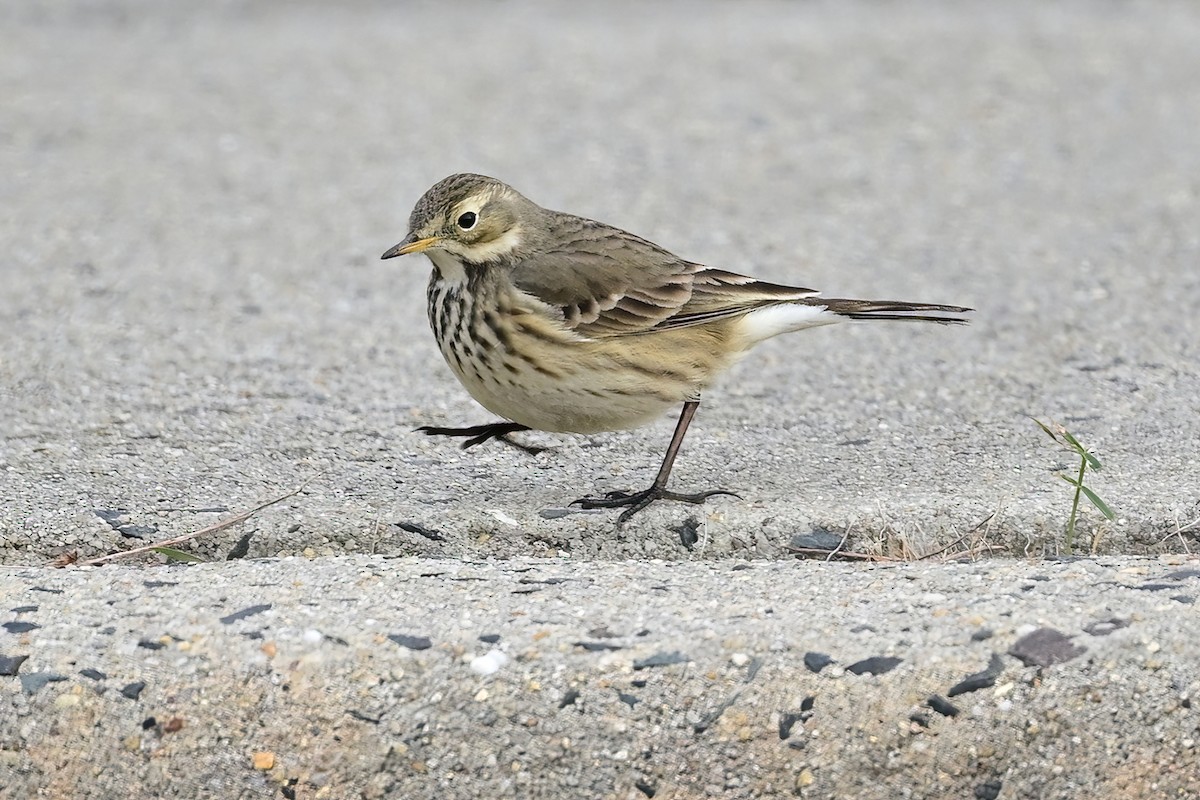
top-left (382, 173), bottom-right (970, 523)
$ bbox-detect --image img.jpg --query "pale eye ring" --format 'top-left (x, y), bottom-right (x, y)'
top-left (457, 211), bottom-right (477, 230)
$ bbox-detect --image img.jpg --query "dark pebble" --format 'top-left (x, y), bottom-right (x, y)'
top-left (137, 639), bottom-right (165, 650)
top-left (347, 710), bottom-right (382, 724)
top-left (789, 529), bottom-right (845, 552)
top-left (974, 780), bottom-right (1003, 800)
top-left (1135, 583), bottom-right (1176, 592)
top-left (778, 711), bottom-right (804, 739)
top-left (394, 521), bottom-right (445, 540)
top-left (142, 716), bottom-right (158, 730)
top-left (909, 712), bottom-right (930, 728)
top-left (225, 531), bottom-right (252, 560)
top-left (1165, 568), bottom-right (1200, 581)
top-left (632, 651), bottom-right (689, 670)
top-left (31, 587), bottom-right (63, 594)
top-left (20, 673), bottom-right (67, 694)
top-left (846, 656), bottom-right (903, 676)
top-left (803, 652), bottom-right (834, 673)
top-left (10, 606), bottom-right (37, 614)
top-left (388, 634), bottom-right (433, 651)
top-left (537, 508), bottom-right (573, 519)
top-left (1173, 595), bottom-right (1195, 605)
top-left (1083, 617), bottom-right (1129, 637)
top-left (3, 621), bottom-right (40, 634)
top-left (0, 654), bottom-right (30, 676)
top-left (558, 688), bottom-right (580, 708)
top-left (970, 628), bottom-right (994, 642)
top-left (80, 668), bottom-right (107, 681)
top-left (927, 695), bottom-right (960, 717)
top-left (478, 633), bottom-right (501, 644)
top-left (575, 641), bottom-right (622, 652)
top-left (118, 524), bottom-right (157, 540)
top-left (1009, 628), bottom-right (1086, 668)
top-left (121, 681), bottom-right (147, 700)
top-left (617, 691), bottom-right (638, 708)
top-left (948, 653), bottom-right (1006, 697)
top-left (142, 581), bottom-right (177, 589)
top-left (635, 779), bottom-right (656, 798)
top-left (673, 517), bottom-right (700, 549)
top-left (93, 509), bottom-right (126, 528)
top-left (219, 604), bottom-right (272, 624)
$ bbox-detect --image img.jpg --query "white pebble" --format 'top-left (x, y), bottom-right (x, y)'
top-left (470, 649), bottom-right (509, 676)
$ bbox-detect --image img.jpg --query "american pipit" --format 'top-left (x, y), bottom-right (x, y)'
top-left (383, 173), bottom-right (970, 523)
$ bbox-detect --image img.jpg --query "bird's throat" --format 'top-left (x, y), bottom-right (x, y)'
top-left (426, 250), bottom-right (470, 286)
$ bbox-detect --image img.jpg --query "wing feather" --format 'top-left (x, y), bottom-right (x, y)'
top-left (510, 213), bottom-right (818, 337)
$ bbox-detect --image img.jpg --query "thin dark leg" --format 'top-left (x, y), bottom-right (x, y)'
top-left (572, 400), bottom-right (738, 524)
top-left (416, 421), bottom-right (543, 455)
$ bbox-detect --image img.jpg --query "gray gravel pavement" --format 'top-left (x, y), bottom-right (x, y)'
top-left (3, 1), bottom-right (1200, 797)
top-left (3, 556), bottom-right (1199, 798)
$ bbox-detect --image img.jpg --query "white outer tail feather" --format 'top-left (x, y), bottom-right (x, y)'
top-left (737, 299), bottom-right (971, 347)
top-left (737, 304), bottom-right (843, 346)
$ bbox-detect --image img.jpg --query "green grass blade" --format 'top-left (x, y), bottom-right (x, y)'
top-left (1059, 428), bottom-right (1086, 454)
top-left (1058, 473), bottom-right (1082, 488)
top-left (1033, 418), bottom-right (1061, 443)
top-left (152, 547), bottom-right (206, 563)
top-left (1079, 486), bottom-right (1116, 520)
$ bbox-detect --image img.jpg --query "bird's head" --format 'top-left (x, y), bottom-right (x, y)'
top-left (382, 173), bottom-right (533, 265)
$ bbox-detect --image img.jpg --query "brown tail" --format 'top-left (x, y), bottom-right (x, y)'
top-left (820, 298), bottom-right (972, 325)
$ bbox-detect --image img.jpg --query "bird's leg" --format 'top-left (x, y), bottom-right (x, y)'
top-left (573, 400), bottom-right (739, 524)
top-left (416, 421), bottom-right (543, 455)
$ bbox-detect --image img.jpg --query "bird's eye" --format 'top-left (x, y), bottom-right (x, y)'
top-left (457, 212), bottom-right (477, 230)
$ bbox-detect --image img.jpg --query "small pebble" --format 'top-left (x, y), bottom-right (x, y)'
top-left (470, 650), bottom-right (508, 676)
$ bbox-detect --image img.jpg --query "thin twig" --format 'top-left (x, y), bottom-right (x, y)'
top-left (69, 474), bottom-right (322, 567)
top-left (917, 511), bottom-right (997, 562)
top-left (1177, 515), bottom-right (1200, 534)
top-left (824, 522), bottom-right (854, 562)
top-left (787, 546), bottom-right (899, 562)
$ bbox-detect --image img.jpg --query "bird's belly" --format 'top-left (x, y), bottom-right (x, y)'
top-left (432, 326), bottom-right (692, 434)
top-left (448, 357), bottom-right (678, 434)
top-left (427, 278), bottom-right (720, 434)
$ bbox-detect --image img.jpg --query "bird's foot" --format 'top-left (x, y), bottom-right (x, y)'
top-left (572, 486), bottom-right (740, 525)
top-left (416, 422), bottom-right (543, 455)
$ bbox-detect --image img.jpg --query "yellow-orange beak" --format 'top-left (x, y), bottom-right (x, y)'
top-left (381, 234), bottom-right (440, 259)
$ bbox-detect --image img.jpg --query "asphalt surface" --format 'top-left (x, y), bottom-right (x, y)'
top-left (2, 1), bottom-right (1199, 797)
